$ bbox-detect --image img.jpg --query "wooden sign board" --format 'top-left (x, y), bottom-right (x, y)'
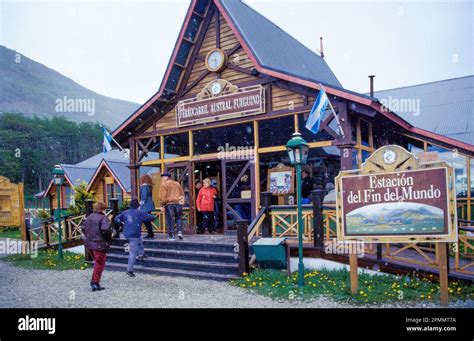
top-left (335, 145), bottom-right (457, 243)
top-left (335, 145), bottom-right (455, 306)
top-left (176, 79), bottom-right (265, 127)
top-left (267, 166), bottom-right (295, 195)
top-left (0, 176), bottom-right (25, 228)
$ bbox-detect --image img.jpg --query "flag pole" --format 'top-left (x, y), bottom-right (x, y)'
top-left (320, 84), bottom-right (345, 139)
top-left (101, 125), bottom-right (131, 160)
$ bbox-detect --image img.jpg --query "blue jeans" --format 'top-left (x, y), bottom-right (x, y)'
top-left (127, 237), bottom-right (144, 272)
top-left (165, 204), bottom-right (183, 236)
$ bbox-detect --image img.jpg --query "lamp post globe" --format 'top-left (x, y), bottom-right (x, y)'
top-left (286, 132), bottom-right (309, 288)
top-left (52, 165), bottom-right (65, 259)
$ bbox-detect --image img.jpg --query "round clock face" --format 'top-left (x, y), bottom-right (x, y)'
top-left (206, 49), bottom-right (226, 72)
top-left (211, 82), bottom-right (221, 95)
top-left (383, 150), bottom-right (396, 164)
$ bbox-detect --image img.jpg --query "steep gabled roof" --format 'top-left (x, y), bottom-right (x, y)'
top-left (112, 0), bottom-right (474, 154)
top-left (373, 75), bottom-right (474, 146)
top-left (86, 159), bottom-right (131, 193)
top-left (219, 0), bottom-right (341, 88)
top-left (60, 165), bottom-right (96, 187)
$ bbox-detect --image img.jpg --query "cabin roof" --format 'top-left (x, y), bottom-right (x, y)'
top-left (106, 160), bottom-right (132, 192)
top-left (373, 75), bottom-right (474, 146)
top-left (60, 165), bottom-right (96, 187)
top-left (85, 159), bottom-right (132, 193)
top-left (219, 0), bottom-right (341, 88)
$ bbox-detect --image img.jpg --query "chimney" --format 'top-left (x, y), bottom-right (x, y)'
top-left (369, 75), bottom-right (375, 97)
top-left (319, 37), bottom-right (324, 59)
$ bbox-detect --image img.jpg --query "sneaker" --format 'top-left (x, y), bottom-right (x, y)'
top-left (168, 235), bottom-right (176, 241)
top-left (178, 232), bottom-right (184, 240)
top-left (144, 235), bottom-right (154, 240)
top-left (137, 255), bottom-right (146, 261)
top-left (126, 271), bottom-right (136, 277)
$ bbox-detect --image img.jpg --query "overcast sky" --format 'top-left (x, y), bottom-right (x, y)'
top-left (1, 0), bottom-right (472, 104)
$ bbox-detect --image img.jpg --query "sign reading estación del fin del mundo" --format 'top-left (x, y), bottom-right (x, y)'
top-left (335, 145), bottom-right (457, 243)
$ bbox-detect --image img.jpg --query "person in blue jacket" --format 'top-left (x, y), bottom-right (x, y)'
top-left (139, 174), bottom-right (156, 239)
top-left (115, 199), bottom-right (155, 277)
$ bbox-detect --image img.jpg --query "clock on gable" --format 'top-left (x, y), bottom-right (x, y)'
top-left (205, 48), bottom-right (227, 73)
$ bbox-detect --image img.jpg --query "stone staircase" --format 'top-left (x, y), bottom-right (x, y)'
top-left (105, 237), bottom-right (241, 281)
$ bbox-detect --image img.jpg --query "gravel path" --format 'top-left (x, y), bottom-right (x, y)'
top-left (0, 259), bottom-right (472, 308)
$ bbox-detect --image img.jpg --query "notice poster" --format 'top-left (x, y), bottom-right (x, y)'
top-left (268, 167), bottom-right (294, 195)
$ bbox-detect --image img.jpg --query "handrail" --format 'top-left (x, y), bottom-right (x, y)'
top-left (247, 207), bottom-right (266, 240)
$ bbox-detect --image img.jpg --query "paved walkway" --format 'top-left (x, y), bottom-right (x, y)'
top-left (1, 259), bottom-right (473, 308)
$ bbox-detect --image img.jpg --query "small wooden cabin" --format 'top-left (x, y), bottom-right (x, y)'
top-left (86, 159), bottom-right (132, 207)
top-left (41, 150), bottom-right (131, 212)
top-left (112, 0), bottom-right (474, 233)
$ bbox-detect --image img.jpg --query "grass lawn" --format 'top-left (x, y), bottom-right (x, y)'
top-left (232, 268), bottom-right (474, 305)
top-left (0, 227), bottom-right (22, 239)
top-left (3, 248), bottom-right (90, 271)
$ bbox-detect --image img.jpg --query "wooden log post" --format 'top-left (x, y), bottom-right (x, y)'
top-left (85, 199), bottom-right (94, 217)
top-left (349, 252), bottom-right (359, 295)
top-left (43, 220), bottom-right (50, 247)
top-left (439, 242), bottom-right (449, 306)
top-left (64, 217), bottom-right (70, 242)
top-left (235, 219), bottom-right (250, 276)
top-left (260, 191), bottom-right (272, 237)
top-left (311, 189), bottom-right (325, 248)
top-left (109, 198), bottom-right (120, 238)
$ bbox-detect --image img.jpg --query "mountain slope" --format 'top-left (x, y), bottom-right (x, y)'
top-left (0, 45), bottom-right (139, 129)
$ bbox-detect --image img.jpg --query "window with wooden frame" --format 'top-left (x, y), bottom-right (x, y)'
top-left (164, 132), bottom-right (189, 159)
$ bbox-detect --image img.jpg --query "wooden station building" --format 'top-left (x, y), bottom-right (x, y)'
top-left (112, 0), bottom-right (474, 234)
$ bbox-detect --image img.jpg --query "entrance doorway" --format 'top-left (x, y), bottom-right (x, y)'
top-left (163, 158), bottom-right (256, 235)
top-left (193, 160), bottom-right (223, 233)
top-left (164, 162), bottom-right (193, 234)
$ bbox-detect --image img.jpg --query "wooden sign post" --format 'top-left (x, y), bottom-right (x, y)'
top-left (349, 252), bottom-right (358, 295)
top-left (438, 242), bottom-right (449, 306)
top-left (335, 146), bottom-right (457, 306)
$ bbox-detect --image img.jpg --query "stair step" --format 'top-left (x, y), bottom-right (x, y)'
top-left (105, 262), bottom-right (239, 282)
top-left (106, 253), bottom-right (239, 275)
top-left (112, 238), bottom-right (235, 253)
top-left (108, 245), bottom-right (238, 263)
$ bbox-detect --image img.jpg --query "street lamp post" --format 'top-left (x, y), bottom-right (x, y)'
top-left (286, 132), bottom-right (309, 288)
top-left (52, 165), bottom-right (65, 259)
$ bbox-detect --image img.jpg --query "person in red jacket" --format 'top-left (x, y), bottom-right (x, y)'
top-left (196, 178), bottom-right (218, 234)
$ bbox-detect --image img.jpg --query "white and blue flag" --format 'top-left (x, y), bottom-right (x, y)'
top-left (305, 86), bottom-right (330, 134)
top-left (103, 127), bottom-right (113, 153)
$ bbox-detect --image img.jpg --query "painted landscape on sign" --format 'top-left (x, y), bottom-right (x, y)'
top-left (345, 202), bottom-right (444, 235)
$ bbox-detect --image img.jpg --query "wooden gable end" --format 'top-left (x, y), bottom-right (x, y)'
top-left (145, 10), bottom-right (260, 133)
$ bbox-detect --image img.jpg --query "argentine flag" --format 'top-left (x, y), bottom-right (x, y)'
top-left (305, 87), bottom-right (330, 134)
top-left (103, 127), bottom-right (113, 153)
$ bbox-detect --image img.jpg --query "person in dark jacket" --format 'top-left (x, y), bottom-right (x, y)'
top-left (301, 170), bottom-right (316, 204)
top-left (115, 199), bottom-right (155, 277)
top-left (82, 202), bottom-right (112, 291)
top-left (139, 174), bottom-right (156, 239)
